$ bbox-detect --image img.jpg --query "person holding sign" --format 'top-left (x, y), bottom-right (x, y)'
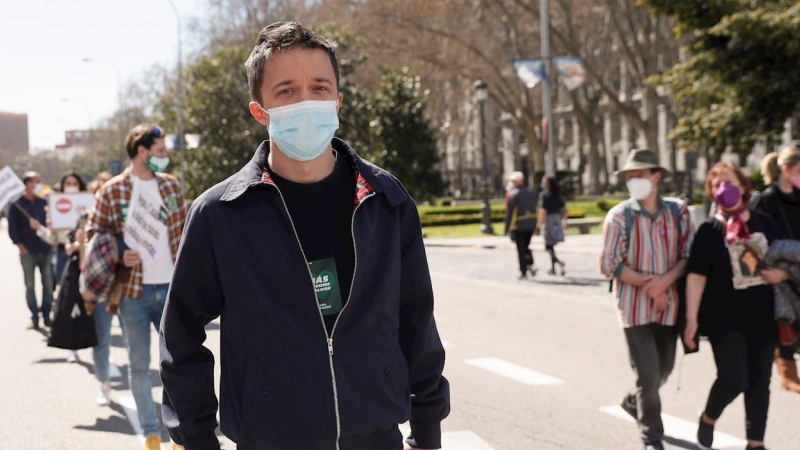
top-left (91, 123), bottom-right (186, 450)
top-left (8, 171), bottom-right (54, 330)
top-left (159, 22), bottom-right (449, 450)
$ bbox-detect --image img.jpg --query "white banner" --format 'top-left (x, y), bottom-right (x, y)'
top-left (48, 192), bottom-right (96, 229)
top-left (0, 166), bottom-right (25, 212)
top-left (123, 182), bottom-right (169, 267)
top-left (512, 58), bottom-right (547, 89)
top-left (554, 57), bottom-right (588, 91)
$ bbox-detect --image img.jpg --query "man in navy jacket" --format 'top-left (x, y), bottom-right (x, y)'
top-left (8, 171), bottom-right (53, 329)
top-left (159, 22), bottom-right (449, 450)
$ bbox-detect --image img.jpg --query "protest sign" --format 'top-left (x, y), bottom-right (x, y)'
top-left (123, 182), bottom-right (168, 267)
top-left (49, 192), bottom-right (96, 229)
top-left (0, 166), bottom-right (25, 213)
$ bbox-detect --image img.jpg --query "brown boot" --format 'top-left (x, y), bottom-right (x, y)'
top-left (775, 349), bottom-right (800, 393)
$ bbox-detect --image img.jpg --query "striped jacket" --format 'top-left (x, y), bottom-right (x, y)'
top-left (90, 168), bottom-right (186, 299)
top-left (600, 198), bottom-right (694, 328)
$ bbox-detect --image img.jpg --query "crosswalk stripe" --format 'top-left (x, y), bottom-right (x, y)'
top-left (599, 405), bottom-right (747, 449)
top-left (465, 357), bottom-right (563, 386)
top-left (399, 423), bottom-right (494, 449)
top-left (441, 340), bottom-right (455, 349)
top-left (109, 358), bottom-right (122, 380)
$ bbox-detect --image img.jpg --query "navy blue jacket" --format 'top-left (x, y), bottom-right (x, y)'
top-left (8, 195), bottom-right (50, 254)
top-left (160, 139), bottom-right (450, 450)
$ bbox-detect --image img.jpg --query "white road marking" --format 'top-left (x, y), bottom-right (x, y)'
top-left (599, 405), bottom-right (747, 449)
top-left (441, 340), bottom-right (455, 349)
top-left (465, 357), bottom-right (563, 386)
top-left (109, 358), bottom-right (122, 380)
top-left (399, 423), bottom-right (494, 449)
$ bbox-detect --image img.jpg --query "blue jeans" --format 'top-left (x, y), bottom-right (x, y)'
top-left (20, 252), bottom-right (54, 322)
top-left (92, 300), bottom-right (114, 383)
top-left (119, 284), bottom-right (169, 437)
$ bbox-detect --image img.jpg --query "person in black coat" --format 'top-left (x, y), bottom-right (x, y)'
top-left (752, 145), bottom-right (800, 393)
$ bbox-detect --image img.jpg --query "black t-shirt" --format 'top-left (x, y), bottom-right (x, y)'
top-left (271, 154), bottom-right (356, 334)
top-left (751, 183), bottom-right (800, 240)
top-left (686, 210), bottom-right (782, 337)
top-left (539, 190), bottom-right (565, 215)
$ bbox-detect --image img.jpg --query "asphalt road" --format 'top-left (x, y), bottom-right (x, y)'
top-left (2, 220), bottom-right (799, 449)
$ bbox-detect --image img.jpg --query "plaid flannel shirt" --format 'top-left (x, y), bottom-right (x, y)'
top-left (90, 168), bottom-right (186, 299)
top-left (80, 231), bottom-right (120, 303)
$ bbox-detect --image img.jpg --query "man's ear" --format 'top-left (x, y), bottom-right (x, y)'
top-left (249, 102), bottom-right (269, 127)
top-left (336, 92), bottom-right (344, 113)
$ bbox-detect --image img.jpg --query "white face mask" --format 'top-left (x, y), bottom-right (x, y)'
top-left (63, 186), bottom-right (80, 194)
top-left (34, 183), bottom-right (44, 194)
top-left (626, 177), bottom-right (653, 201)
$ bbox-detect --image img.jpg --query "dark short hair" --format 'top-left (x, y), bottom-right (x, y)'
top-left (542, 175), bottom-right (561, 198)
top-left (705, 162), bottom-right (753, 202)
top-left (125, 124), bottom-right (165, 159)
top-left (59, 172), bottom-right (87, 192)
top-left (22, 175), bottom-right (35, 185)
top-left (245, 22), bottom-right (339, 105)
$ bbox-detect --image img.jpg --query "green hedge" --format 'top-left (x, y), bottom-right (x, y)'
top-left (419, 208), bottom-right (586, 227)
top-left (418, 204), bottom-right (506, 217)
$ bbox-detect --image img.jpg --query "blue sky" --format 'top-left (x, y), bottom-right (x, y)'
top-left (0, 0), bottom-right (207, 150)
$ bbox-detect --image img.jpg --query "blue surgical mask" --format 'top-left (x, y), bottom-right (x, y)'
top-left (146, 152), bottom-right (170, 172)
top-left (261, 100), bottom-right (339, 162)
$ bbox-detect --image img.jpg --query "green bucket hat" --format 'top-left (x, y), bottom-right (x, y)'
top-left (614, 148), bottom-right (669, 176)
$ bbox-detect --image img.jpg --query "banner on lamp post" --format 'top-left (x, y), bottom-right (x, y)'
top-left (553, 57), bottom-right (588, 91)
top-left (512, 59), bottom-right (547, 89)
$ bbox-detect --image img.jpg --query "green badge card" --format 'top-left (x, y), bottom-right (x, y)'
top-left (309, 258), bottom-right (343, 316)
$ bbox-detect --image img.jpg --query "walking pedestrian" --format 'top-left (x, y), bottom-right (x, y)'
top-left (600, 149), bottom-right (695, 450)
top-left (504, 171), bottom-right (538, 279)
top-left (91, 123), bottom-right (187, 450)
top-left (8, 172), bottom-right (54, 330)
top-left (159, 22), bottom-right (449, 450)
top-left (29, 172), bottom-right (89, 362)
top-left (752, 146), bottom-right (800, 393)
top-left (684, 162), bottom-right (786, 450)
top-left (537, 175), bottom-right (567, 276)
top-left (49, 172), bottom-right (86, 284)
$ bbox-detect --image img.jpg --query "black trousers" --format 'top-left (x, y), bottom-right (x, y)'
top-left (514, 230), bottom-right (534, 274)
top-left (778, 343), bottom-right (795, 360)
top-left (624, 324), bottom-right (678, 442)
top-left (705, 329), bottom-right (775, 441)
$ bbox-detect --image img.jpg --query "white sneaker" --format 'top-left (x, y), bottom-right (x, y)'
top-left (67, 350), bottom-right (79, 363)
top-left (95, 382), bottom-right (111, 406)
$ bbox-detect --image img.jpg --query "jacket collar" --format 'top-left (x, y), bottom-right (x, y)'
top-left (220, 138), bottom-right (407, 206)
top-left (629, 196), bottom-right (665, 217)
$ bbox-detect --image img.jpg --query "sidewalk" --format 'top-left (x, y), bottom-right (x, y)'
top-left (424, 232), bottom-right (604, 255)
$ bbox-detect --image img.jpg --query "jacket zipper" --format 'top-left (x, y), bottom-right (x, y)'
top-left (273, 183), bottom-right (376, 450)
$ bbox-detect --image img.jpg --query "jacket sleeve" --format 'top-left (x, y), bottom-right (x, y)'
top-left (8, 202), bottom-right (20, 244)
top-left (90, 184), bottom-right (114, 234)
top-left (504, 191), bottom-right (516, 235)
top-left (600, 208), bottom-right (627, 278)
top-left (398, 200), bottom-right (450, 449)
top-left (159, 201), bottom-right (223, 450)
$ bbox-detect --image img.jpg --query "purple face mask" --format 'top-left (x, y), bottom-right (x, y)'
top-left (714, 183), bottom-right (742, 209)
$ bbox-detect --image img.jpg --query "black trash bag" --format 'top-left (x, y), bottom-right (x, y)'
top-left (48, 252), bottom-right (97, 350)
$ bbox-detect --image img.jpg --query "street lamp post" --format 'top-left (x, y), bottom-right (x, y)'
top-left (540, 0), bottom-right (556, 177)
top-left (165, 0), bottom-right (185, 183)
top-left (82, 57), bottom-right (125, 171)
top-left (474, 79), bottom-right (495, 235)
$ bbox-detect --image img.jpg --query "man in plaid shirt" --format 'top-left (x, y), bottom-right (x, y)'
top-left (91, 123), bottom-right (186, 450)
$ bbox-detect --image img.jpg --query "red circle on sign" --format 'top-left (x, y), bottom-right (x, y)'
top-left (56, 198), bottom-right (72, 214)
